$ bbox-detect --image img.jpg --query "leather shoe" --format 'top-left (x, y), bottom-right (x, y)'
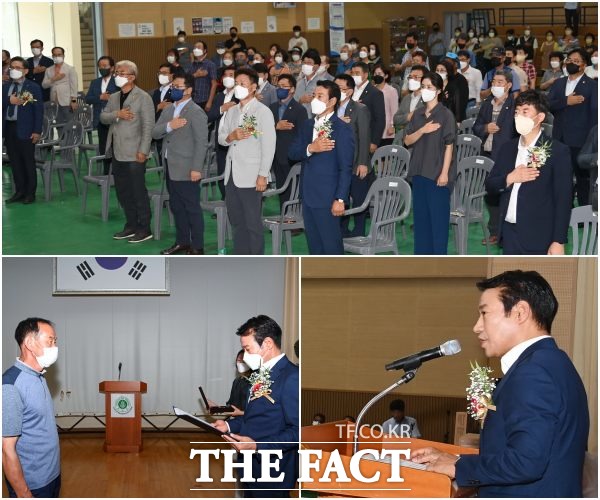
top-left (186, 248), bottom-right (205, 255)
top-left (22, 196), bottom-right (35, 204)
top-left (160, 243), bottom-right (190, 255)
top-left (6, 193), bottom-right (24, 204)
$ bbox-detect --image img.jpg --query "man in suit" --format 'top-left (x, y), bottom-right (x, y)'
top-left (41, 47), bottom-right (78, 124)
top-left (472, 69), bottom-right (518, 245)
top-left (485, 90), bottom-right (572, 255)
top-left (289, 80), bottom-right (355, 254)
top-left (26, 39), bottom-right (53, 102)
top-left (207, 66), bottom-right (237, 200)
top-left (213, 315), bottom-right (298, 498)
top-left (85, 56), bottom-right (117, 174)
top-left (335, 74), bottom-right (372, 237)
top-left (2, 57), bottom-right (44, 204)
top-left (269, 74), bottom-right (308, 208)
top-left (254, 63), bottom-right (278, 108)
top-left (412, 270), bottom-right (589, 498)
top-left (548, 47), bottom-right (598, 206)
top-left (100, 60), bottom-right (155, 243)
top-left (218, 68), bottom-right (276, 254)
top-left (152, 74), bottom-right (208, 255)
top-left (350, 62), bottom-right (385, 154)
top-left (294, 48), bottom-right (323, 118)
top-left (150, 63), bottom-right (175, 164)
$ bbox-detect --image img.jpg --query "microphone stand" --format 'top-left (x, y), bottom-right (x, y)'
top-left (353, 369), bottom-right (418, 455)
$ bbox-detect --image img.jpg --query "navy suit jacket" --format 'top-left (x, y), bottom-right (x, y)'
top-left (2, 79), bottom-right (44, 140)
top-left (269, 97), bottom-right (308, 166)
top-left (228, 356), bottom-right (299, 493)
top-left (26, 55), bottom-right (54, 101)
top-left (151, 87), bottom-right (173, 122)
top-left (472, 94), bottom-right (518, 163)
top-left (288, 113), bottom-right (354, 208)
top-left (455, 338), bottom-right (589, 497)
top-left (85, 76), bottom-right (118, 128)
top-left (207, 91), bottom-right (238, 150)
top-left (356, 82), bottom-right (386, 146)
top-left (486, 134), bottom-right (572, 252)
top-left (547, 73), bottom-right (598, 148)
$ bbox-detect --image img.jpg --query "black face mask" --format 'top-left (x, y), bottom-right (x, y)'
top-left (373, 75), bottom-right (384, 84)
top-left (504, 57), bottom-right (512, 65)
top-left (566, 62), bottom-right (581, 75)
top-left (230, 32), bottom-right (237, 39)
top-left (458, 43), bottom-right (466, 49)
top-left (406, 43), bottom-right (415, 50)
top-left (491, 57), bottom-right (502, 67)
top-left (433, 26), bottom-right (440, 32)
top-left (99, 68), bottom-right (111, 77)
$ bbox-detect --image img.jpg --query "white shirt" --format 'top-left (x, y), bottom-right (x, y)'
top-left (160, 83), bottom-right (172, 102)
top-left (306, 111), bottom-right (334, 157)
top-left (409, 92), bottom-right (422, 112)
top-left (500, 335), bottom-right (551, 374)
top-left (565, 73), bottom-right (584, 96)
top-left (352, 81), bottom-right (368, 102)
top-left (262, 352), bottom-right (285, 370)
top-left (101, 76), bottom-right (111, 94)
top-left (585, 66), bottom-right (598, 79)
top-left (218, 89), bottom-right (235, 135)
top-left (505, 130), bottom-right (542, 223)
top-left (461, 66), bottom-right (483, 102)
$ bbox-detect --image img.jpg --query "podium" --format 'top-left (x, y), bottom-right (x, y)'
top-left (99, 381), bottom-right (147, 452)
top-left (302, 421), bottom-right (479, 497)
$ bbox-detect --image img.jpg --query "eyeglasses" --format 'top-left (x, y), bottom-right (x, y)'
top-left (565, 58), bottom-right (583, 64)
top-left (278, 85), bottom-right (292, 90)
top-left (114, 71), bottom-right (133, 77)
top-left (172, 86), bottom-right (187, 90)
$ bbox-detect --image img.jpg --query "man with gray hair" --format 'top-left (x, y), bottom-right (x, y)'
top-left (100, 60), bottom-right (155, 243)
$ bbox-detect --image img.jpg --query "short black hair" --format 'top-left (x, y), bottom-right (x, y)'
top-left (390, 399), bottom-right (405, 412)
top-left (457, 50), bottom-right (471, 60)
top-left (549, 51), bottom-right (564, 62)
top-left (97, 55), bottom-right (115, 67)
top-left (235, 67), bottom-right (258, 85)
top-left (423, 71), bottom-right (444, 91)
top-left (568, 47), bottom-right (590, 65)
top-left (10, 56), bottom-right (27, 67)
top-left (52, 46), bottom-right (65, 55)
top-left (278, 73), bottom-right (296, 88)
top-left (437, 59), bottom-right (455, 77)
top-left (410, 64), bottom-right (428, 75)
top-left (236, 315), bottom-right (282, 348)
top-left (159, 62), bottom-right (175, 73)
top-left (253, 63), bottom-right (269, 75)
top-left (313, 413), bottom-right (325, 421)
top-left (222, 66), bottom-right (236, 77)
top-left (585, 32), bottom-right (595, 42)
top-left (412, 50), bottom-right (427, 62)
top-left (335, 73), bottom-right (355, 89)
top-left (293, 25), bottom-right (301, 31)
top-left (15, 318), bottom-right (54, 347)
top-left (515, 89), bottom-right (548, 114)
top-left (303, 48), bottom-right (320, 65)
top-left (348, 37), bottom-right (359, 44)
top-left (316, 79), bottom-right (341, 109)
top-left (167, 48), bottom-right (180, 60)
top-left (353, 61), bottom-right (370, 74)
top-left (406, 31), bottom-right (419, 41)
top-left (368, 42), bottom-right (380, 57)
top-left (247, 46), bottom-right (257, 54)
top-left (30, 39), bottom-right (43, 46)
top-left (230, 26), bottom-right (238, 32)
top-left (177, 30), bottom-right (186, 37)
top-left (476, 270), bottom-right (558, 333)
top-left (457, 33), bottom-right (469, 43)
top-left (515, 44), bottom-right (527, 53)
top-left (344, 415), bottom-right (356, 423)
top-left (3, 49), bottom-right (10, 59)
top-left (173, 73), bottom-right (195, 90)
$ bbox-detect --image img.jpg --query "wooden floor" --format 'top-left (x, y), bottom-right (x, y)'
top-left (2, 432), bottom-right (264, 497)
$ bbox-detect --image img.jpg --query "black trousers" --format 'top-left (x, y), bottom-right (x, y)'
top-left (112, 159), bottom-right (152, 234)
top-left (5, 121), bottom-right (37, 197)
top-left (272, 158), bottom-right (294, 209)
top-left (225, 177), bottom-right (264, 255)
top-left (216, 145), bottom-right (228, 200)
top-left (7, 474), bottom-right (61, 498)
top-left (166, 161), bottom-right (204, 249)
top-left (570, 146), bottom-right (589, 207)
top-left (565, 8), bottom-right (580, 36)
top-left (97, 122), bottom-right (111, 175)
top-left (501, 221), bottom-right (547, 255)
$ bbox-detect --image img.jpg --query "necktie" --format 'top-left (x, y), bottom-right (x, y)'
top-left (8, 83), bottom-right (21, 119)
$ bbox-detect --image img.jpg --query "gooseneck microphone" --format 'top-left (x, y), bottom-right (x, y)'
top-left (118, 362), bottom-right (122, 381)
top-left (385, 340), bottom-right (462, 371)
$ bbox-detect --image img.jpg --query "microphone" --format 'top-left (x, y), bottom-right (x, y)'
top-left (118, 362), bottom-right (122, 381)
top-left (385, 340), bottom-right (462, 371)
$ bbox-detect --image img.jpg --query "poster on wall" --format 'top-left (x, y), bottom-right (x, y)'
top-left (267, 15), bottom-right (277, 32)
top-left (307, 17), bottom-right (321, 30)
top-left (173, 17), bottom-right (185, 35)
top-left (137, 23), bottom-right (155, 36)
top-left (328, 2), bottom-right (345, 56)
top-left (241, 21), bottom-right (255, 34)
top-left (53, 257), bottom-right (170, 295)
top-left (118, 23), bottom-right (136, 37)
top-left (213, 17), bottom-right (224, 34)
top-left (202, 17), bottom-right (214, 33)
top-left (223, 17), bottom-right (233, 32)
top-left (192, 17), bottom-right (203, 34)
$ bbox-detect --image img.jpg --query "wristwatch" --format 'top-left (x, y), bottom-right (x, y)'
top-left (336, 199), bottom-right (344, 203)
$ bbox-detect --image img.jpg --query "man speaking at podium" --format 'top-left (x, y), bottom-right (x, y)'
top-left (213, 315), bottom-right (299, 497)
top-left (411, 270), bottom-right (589, 497)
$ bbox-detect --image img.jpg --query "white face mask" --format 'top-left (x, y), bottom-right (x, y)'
top-left (350, 43), bottom-right (357, 51)
top-left (408, 78), bottom-right (421, 91)
top-left (302, 64), bottom-right (315, 76)
top-left (32, 48), bottom-right (42, 56)
top-left (258, 77), bottom-right (265, 86)
top-left (352, 74), bottom-right (363, 86)
top-left (359, 51), bottom-right (368, 59)
top-left (35, 346), bottom-right (58, 369)
top-left (158, 74), bottom-right (170, 86)
top-left (316, 65), bottom-right (327, 74)
top-left (369, 49), bottom-right (376, 57)
top-left (10, 69), bottom-right (24, 80)
top-left (223, 59), bottom-right (233, 67)
top-left (53, 56), bottom-right (64, 64)
top-left (217, 48), bottom-right (226, 55)
top-left (312, 420), bottom-right (321, 425)
top-left (234, 84), bottom-right (250, 100)
top-left (491, 86), bottom-right (506, 98)
top-left (294, 31), bottom-right (301, 37)
top-left (592, 56), bottom-right (598, 65)
top-left (178, 36), bottom-right (185, 43)
top-left (468, 32), bottom-right (475, 38)
top-left (311, 97), bottom-right (328, 116)
top-left (167, 55), bottom-right (176, 64)
top-left (275, 56), bottom-right (283, 64)
top-left (115, 75), bottom-right (129, 88)
top-left (237, 361), bottom-right (249, 373)
top-left (292, 54), bottom-right (301, 62)
top-left (340, 52), bottom-right (349, 62)
top-left (222, 76), bottom-right (235, 89)
top-left (524, 30), bottom-right (531, 37)
top-left (515, 114), bottom-right (537, 136)
top-left (243, 350), bottom-right (262, 371)
top-left (421, 88), bottom-right (438, 102)
top-left (437, 71), bottom-right (447, 81)
top-left (459, 61), bottom-right (468, 70)
top-left (193, 48), bottom-right (204, 57)
top-left (550, 60), bottom-right (561, 69)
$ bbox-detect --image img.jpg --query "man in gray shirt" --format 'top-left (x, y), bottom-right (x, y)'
top-left (382, 399), bottom-right (422, 438)
top-left (3, 318), bottom-right (61, 498)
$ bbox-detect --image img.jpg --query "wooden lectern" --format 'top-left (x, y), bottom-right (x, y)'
top-left (302, 421), bottom-right (479, 497)
top-left (99, 381), bottom-right (147, 452)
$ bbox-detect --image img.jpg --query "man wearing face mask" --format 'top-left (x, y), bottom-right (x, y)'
top-left (548, 47), bottom-right (598, 207)
top-left (42, 46), bottom-right (79, 124)
top-left (458, 51), bottom-right (482, 107)
top-left (211, 41), bottom-right (227, 69)
top-left (269, 74), bottom-right (308, 209)
top-left (2, 318), bottom-right (61, 498)
top-left (517, 26), bottom-right (538, 63)
top-left (351, 62), bottom-right (386, 154)
top-left (2, 56), bottom-right (44, 204)
top-left (190, 40), bottom-right (217, 112)
top-left (288, 25), bottom-right (308, 54)
top-left (152, 63), bottom-right (175, 123)
top-left (100, 60), bottom-right (155, 243)
top-left (225, 27), bottom-right (247, 52)
top-left (253, 63), bottom-right (278, 108)
top-left (174, 31), bottom-right (193, 71)
top-left (218, 68), bottom-right (276, 255)
top-left (393, 32), bottom-right (430, 77)
top-left (85, 56), bottom-right (118, 174)
top-left (480, 47), bottom-right (521, 100)
top-left (25, 39), bottom-right (53, 102)
top-left (213, 315), bottom-right (299, 498)
top-left (515, 45), bottom-right (537, 92)
top-left (289, 80), bottom-right (355, 254)
top-left (294, 48), bottom-right (323, 118)
top-left (336, 44), bottom-right (355, 75)
top-left (428, 22), bottom-right (446, 69)
top-left (207, 66), bottom-right (238, 200)
top-left (486, 90), bottom-right (573, 255)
